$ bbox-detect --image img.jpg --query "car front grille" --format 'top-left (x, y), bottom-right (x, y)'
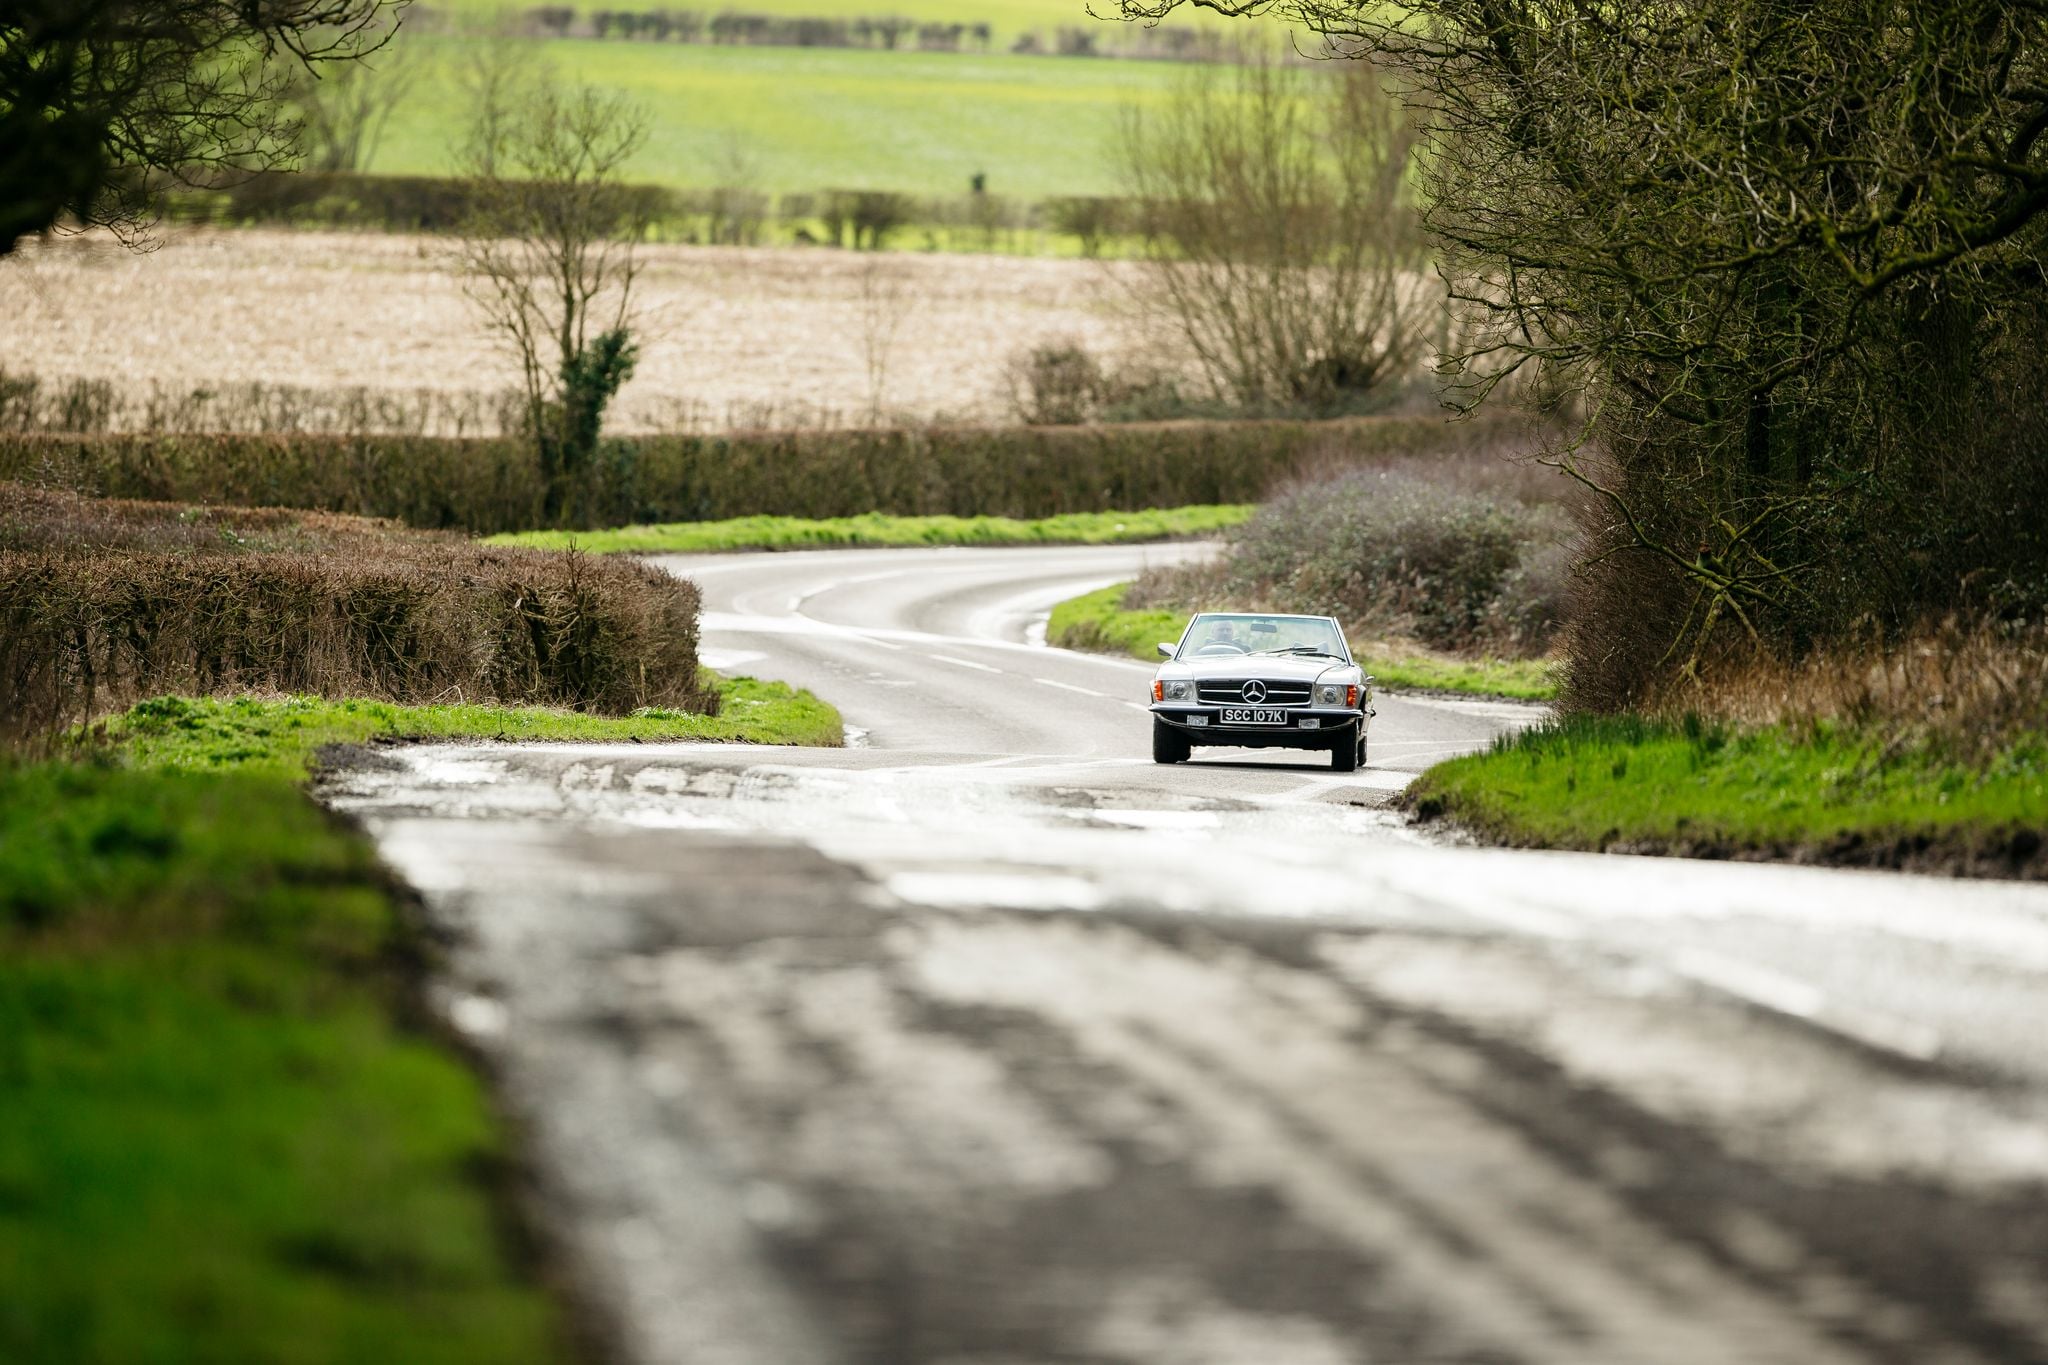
top-left (1196, 679), bottom-right (1315, 705)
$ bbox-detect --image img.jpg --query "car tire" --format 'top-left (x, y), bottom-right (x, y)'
top-left (1331, 728), bottom-right (1361, 772)
top-left (1153, 719), bottom-right (1191, 765)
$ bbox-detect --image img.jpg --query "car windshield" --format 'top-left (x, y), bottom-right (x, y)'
top-left (1179, 615), bottom-right (1347, 660)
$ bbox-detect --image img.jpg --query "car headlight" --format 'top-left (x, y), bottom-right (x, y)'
top-left (1316, 683), bottom-right (1346, 706)
top-left (1162, 680), bottom-right (1194, 702)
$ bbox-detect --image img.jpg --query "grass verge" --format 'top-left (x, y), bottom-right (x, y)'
top-left (95, 675), bottom-right (843, 778)
top-left (488, 506), bottom-right (1253, 555)
top-left (1, 674), bottom-right (840, 1361)
top-left (0, 757), bottom-right (572, 1364)
top-left (1407, 714), bottom-right (2048, 877)
top-left (1047, 582), bottom-right (1558, 701)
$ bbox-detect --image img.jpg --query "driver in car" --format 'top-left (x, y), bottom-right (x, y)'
top-left (1211, 621), bottom-right (1241, 650)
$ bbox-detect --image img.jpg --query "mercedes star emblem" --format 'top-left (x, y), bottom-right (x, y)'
top-left (1241, 680), bottom-right (1267, 704)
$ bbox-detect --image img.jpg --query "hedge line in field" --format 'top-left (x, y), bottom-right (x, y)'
top-left (0, 415), bottom-right (1527, 536)
top-left (0, 485), bottom-right (710, 736)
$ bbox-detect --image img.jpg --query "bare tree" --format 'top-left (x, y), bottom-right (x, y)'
top-left (703, 135), bottom-right (769, 245)
top-left (1118, 51), bottom-right (1432, 413)
top-left (1045, 196), bottom-right (1125, 258)
top-left (455, 54), bottom-right (650, 523)
top-left (855, 259), bottom-right (914, 425)
top-left (0, 0), bottom-right (405, 255)
top-left (290, 24), bottom-right (424, 173)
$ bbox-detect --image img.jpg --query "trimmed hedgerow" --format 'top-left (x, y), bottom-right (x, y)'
top-left (0, 414), bottom-right (1533, 535)
top-left (0, 484), bottom-right (710, 737)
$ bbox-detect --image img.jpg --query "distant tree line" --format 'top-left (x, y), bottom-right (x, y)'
top-left (407, 5), bottom-right (1247, 62)
top-left (176, 170), bottom-right (1143, 255)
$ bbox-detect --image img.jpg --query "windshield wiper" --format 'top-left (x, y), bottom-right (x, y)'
top-left (1253, 647), bottom-right (1347, 659)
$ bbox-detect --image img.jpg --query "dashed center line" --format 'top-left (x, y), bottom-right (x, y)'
top-left (1035, 678), bottom-right (1109, 698)
top-left (931, 654), bottom-right (1003, 674)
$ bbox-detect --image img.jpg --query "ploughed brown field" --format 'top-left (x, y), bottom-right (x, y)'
top-left (0, 228), bottom-right (1146, 431)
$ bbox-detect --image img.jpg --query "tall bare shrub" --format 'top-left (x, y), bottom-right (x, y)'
top-left (1117, 52), bottom-right (1432, 414)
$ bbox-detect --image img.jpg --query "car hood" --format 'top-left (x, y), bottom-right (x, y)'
top-left (1159, 655), bottom-right (1357, 682)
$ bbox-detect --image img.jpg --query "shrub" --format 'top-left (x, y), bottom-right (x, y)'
top-left (1004, 339), bottom-right (1105, 425)
top-left (0, 485), bottom-right (712, 737)
top-left (0, 413), bottom-right (1541, 535)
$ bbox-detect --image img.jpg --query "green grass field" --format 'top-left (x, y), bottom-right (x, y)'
top-left (490, 506), bottom-right (1253, 554)
top-left (1408, 714), bottom-right (2048, 872)
top-left (1047, 582), bottom-right (1560, 700)
top-left (372, 35), bottom-right (1205, 198)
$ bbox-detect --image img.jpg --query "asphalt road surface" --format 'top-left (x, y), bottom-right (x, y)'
top-left (322, 545), bottom-right (2048, 1365)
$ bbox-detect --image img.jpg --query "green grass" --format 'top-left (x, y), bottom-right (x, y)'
top-left (374, 37), bottom-right (1212, 199)
top-left (96, 677), bottom-right (843, 778)
top-left (1360, 655), bottom-right (1557, 702)
top-left (1409, 714), bottom-right (2048, 865)
top-left (0, 673), bottom-right (840, 1360)
top-left (488, 506), bottom-right (1253, 554)
top-left (1046, 581), bottom-right (1191, 659)
top-left (1047, 581), bottom-right (1560, 700)
top-left (0, 758), bottom-right (571, 1364)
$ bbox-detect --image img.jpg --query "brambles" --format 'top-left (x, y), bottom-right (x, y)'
top-left (0, 484), bottom-right (712, 737)
top-left (1130, 459), bottom-right (1573, 660)
top-left (1223, 470), bottom-right (1571, 656)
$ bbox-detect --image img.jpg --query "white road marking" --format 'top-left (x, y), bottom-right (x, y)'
top-left (698, 611), bottom-right (1159, 670)
top-left (931, 654), bottom-right (1002, 674)
top-left (1673, 947), bottom-right (1945, 1063)
top-left (1036, 678), bottom-right (1108, 697)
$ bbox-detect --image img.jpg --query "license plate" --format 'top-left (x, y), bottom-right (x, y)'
top-left (1221, 707), bottom-right (1288, 725)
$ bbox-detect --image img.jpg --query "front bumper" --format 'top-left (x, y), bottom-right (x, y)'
top-left (1149, 703), bottom-right (1365, 747)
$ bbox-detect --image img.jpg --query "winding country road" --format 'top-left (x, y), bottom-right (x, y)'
top-left (323, 545), bottom-right (2048, 1365)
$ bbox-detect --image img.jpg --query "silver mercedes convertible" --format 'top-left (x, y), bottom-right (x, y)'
top-left (1148, 612), bottom-right (1374, 770)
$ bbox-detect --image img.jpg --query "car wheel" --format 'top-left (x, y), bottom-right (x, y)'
top-left (1331, 729), bottom-right (1361, 772)
top-left (1152, 719), bottom-right (1191, 765)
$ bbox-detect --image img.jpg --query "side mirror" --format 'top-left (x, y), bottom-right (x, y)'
top-left (1157, 642), bottom-right (1175, 659)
